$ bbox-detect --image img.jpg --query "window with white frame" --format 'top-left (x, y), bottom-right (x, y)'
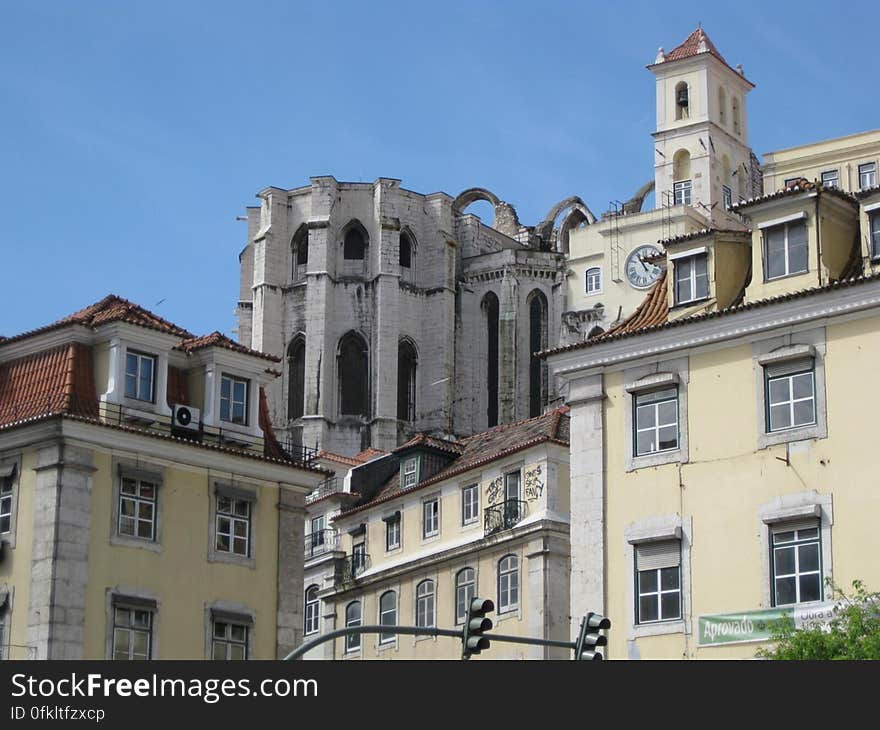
top-left (385, 514), bottom-right (401, 551)
top-left (870, 211), bottom-right (880, 260)
top-left (455, 568), bottom-right (475, 625)
top-left (859, 161), bottom-right (877, 190)
top-left (402, 458), bottom-right (418, 489)
top-left (112, 606), bottom-right (153, 660)
top-left (722, 185), bottom-right (732, 210)
top-left (308, 515), bottom-right (325, 555)
top-left (634, 388), bottom-right (679, 456)
top-left (212, 620), bottom-right (248, 660)
top-left (118, 476), bottom-right (157, 541)
top-left (422, 497), bottom-right (439, 538)
top-left (771, 522), bottom-right (822, 606)
top-left (416, 579), bottom-right (435, 628)
top-left (673, 253), bottom-right (709, 305)
top-left (497, 555), bottom-right (519, 614)
top-left (764, 219), bottom-right (808, 280)
top-left (345, 601), bottom-right (361, 652)
top-left (124, 351), bottom-right (156, 403)
top-left (585, 267), bottom-right (601, 294)
top-left (673, 180), bottom-right (692, 205)
top-left (378, 590), bottom-right (397, 644)
top-left (220, 374), bottom-right (249, 425)
top-left (765, 360), bottom-right (816, 433)
top-left (304, 585), bottom-right (320, 635)
top-left (351, 541), bottom-right (366, 577)
top-left (821, 169), bottom-right (839, 189)
top-left (215, 495), bottom-right (251, 557)
top-left (0, 465), bottom-right (15, 534)
top-left (635, 540), bottom-right (681, 624)
top-left (461, 484), bottom-right (479, 526)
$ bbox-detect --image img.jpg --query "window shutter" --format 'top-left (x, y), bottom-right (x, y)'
top-left (771, 518), bottom-right (819, 535)
top-left (636, 540), bottom-right (680, 571)
top-left (765, 357), bottom-right (814, 378)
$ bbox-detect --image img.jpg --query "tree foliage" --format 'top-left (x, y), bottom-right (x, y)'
top-left (757, 580), bottom-right (880, 660)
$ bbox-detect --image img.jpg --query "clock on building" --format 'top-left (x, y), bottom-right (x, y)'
top-left (625, 245), bottom-right (663, 289)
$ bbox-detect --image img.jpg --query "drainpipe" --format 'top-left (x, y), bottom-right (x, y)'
top-left (815, 192), bottom-right (823, 287)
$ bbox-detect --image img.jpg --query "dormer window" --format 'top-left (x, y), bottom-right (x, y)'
top-left (125, 351), bottom-right (156, 403)
top-left (763, 219), bottom-right (808, 280)
top-left (673, 252), bottom-right (709, 305)
top-left (220, 374), bottom-right (249, 425)
top-left (402, 457), bottom-right (418, 488)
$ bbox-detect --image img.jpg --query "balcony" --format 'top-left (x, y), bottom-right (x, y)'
top-left (306, 477), bottom-right (341, 506)
top-left (484, 499), bottom-right (528, 537)
top-left (0, 395), bottom-right (318, 467)
top-left (336, 553), bottom-right (371, 584)
top-left (304, 529), bottom-right (340, 559)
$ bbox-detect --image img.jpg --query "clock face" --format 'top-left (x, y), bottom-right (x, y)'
top-left (625, 245), bottom-right (663, 289)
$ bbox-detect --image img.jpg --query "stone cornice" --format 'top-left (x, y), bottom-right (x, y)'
top-left (549, 277), bottom-right (880, 378)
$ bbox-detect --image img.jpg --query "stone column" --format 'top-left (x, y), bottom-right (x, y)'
top-left (499, 268), bottom-right (518, 423)
top-left (27, 441), bottom-right (95, 659)
top-left (276, 486), bottom-right (306, 659)
top-left (567, 374), bottom-right (606, 646)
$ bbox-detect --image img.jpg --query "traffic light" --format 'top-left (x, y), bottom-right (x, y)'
top-left (462, 597), bottom-right (494, 659)
top-left (574, 612), bottom-right (610, 660)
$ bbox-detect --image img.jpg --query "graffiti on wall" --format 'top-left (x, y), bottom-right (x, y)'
top-left (486, 476), bottom-right (504, 505)
top-left (524, 464), bottom-right (544, 502)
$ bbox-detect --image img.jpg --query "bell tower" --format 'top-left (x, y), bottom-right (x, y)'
top-left (649, 27), bottom-right (758, 226)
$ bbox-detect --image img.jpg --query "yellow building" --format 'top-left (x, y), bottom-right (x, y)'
top-left (299, 410), bottom-right (571, 659)
top-left (0, 296), bottom-right (325, 660)
top-left (762, 129), bottom-right (880, 195)
top-left (546, 164), bottom-right (880, 658)
top-left (564, 28), bottom-right (757, 340)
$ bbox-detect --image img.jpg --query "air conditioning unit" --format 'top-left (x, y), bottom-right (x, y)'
top-left (172, 404), bottom-right (200, 431)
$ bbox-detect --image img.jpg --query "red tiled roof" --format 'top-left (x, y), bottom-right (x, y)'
top-left (730, 178), bottom-right (859, 212)
top-left (2, 295), bottom-right (193, 346)
top-left (543, 271), bottom-right (880, 355)
top-left (337, 408), bottom-right (570, 518)
top-left (653, 27), bottom-right (754, 87)
top-left (316, 450), bottom-right (363, 467)
top-left (178, 331), bottom-right (281, 363)
top-left (353, 447), bottom-right (390, 462)
top-left (0, 343), bottom-right (97, 428)
top-left (394, 433), bottom-right (463, 456)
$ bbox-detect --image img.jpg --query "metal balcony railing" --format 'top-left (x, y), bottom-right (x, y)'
top-left (484, 499), bottom-right (528, 537)
top-left (304, 529), bottom-right (340, 559)
top-left (306, 477), bottom-right (340, 505)
top-left (336, 553), bottom-right (371, 584)
top-left (0, 395), bottom-right (318, 467)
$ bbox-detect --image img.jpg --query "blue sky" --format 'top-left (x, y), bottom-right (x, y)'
top-left (1, 1), bottom-right (877, 338)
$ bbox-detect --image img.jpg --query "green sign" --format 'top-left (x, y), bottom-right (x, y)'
top-left (698, 602), bottom-right (836, 646)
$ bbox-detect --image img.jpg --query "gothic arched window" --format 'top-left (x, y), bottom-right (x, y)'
top-left (343, 226), bottom-right (367, 260)
top-left (338, 331), bottom-right (369, 417)
top-left (291, 224), bottom-right (308, 282)
top-left (287, 335), bottom-right (305, 420)
top-left (399, 231), bottom-right (413, 269)
top-left (397, 339), bottom-right (417, 422)
top-left (528, 291), bottom-right (548, 418)
top-left (482, 292), bottom-right (500, 428)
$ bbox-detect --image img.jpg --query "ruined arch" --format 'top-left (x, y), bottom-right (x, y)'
top-left (622, 180), bottom-right (655, 214)
top-left (534, 196), bottom-right (597, 252)
top-left (452, 188), bottom-right (523, 236)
